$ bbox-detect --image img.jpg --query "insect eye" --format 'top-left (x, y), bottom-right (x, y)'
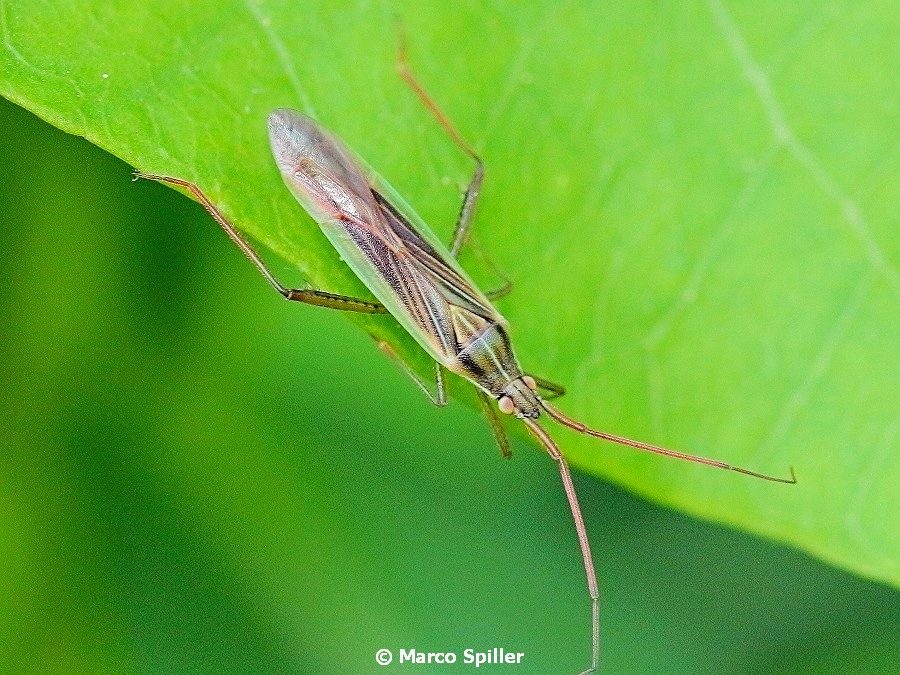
top-left (523, 375), bottom-right (537, 391)
top-left (498, 396), bottom-right (515, 415)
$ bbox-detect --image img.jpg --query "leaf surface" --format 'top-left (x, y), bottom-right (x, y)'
top-left (2, 0), bottom-right (897, 590)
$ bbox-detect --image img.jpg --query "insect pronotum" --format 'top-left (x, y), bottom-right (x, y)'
top-left (137, 42), bottom-right (796, 675)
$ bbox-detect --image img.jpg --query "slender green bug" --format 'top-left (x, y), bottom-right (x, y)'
top-left (137, 42), bottom-right (795, 674)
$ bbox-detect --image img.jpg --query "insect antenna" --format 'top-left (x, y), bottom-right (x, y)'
top-left (539, 401), bottom-right (797, 484)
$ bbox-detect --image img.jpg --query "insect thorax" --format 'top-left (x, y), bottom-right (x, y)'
top-left (454, 322), bottom-right (524, 394)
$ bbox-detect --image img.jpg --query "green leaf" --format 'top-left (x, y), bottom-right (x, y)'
top-left (2, 0), bottom-right (897, 604)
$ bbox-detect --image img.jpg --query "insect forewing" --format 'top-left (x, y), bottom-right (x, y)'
top-left (268, 109), bottom-right (505, 370)
top-left (268, 109), bottom-right (391, 238)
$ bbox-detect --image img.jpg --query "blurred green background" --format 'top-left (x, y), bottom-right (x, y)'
top-left (1, 91), bottom-right (898, 674)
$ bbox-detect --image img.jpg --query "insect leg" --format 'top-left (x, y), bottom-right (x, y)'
top-left (528, 374), bottom-right (567, 400)
top-left (135, 173), bottom-right (387, 314)
top-left (475, 388), bottom-right (512, 458)
top-left (376, 341), bottom-right (447, 407)
top-left (449, 161), bottom-right (484, 258)
top-left (484, 279), bottom-right (513, 301)
top-left (396, 30), bottom-right (483, 258)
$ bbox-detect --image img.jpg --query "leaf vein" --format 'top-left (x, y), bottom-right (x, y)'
top-left (0, 2), bottom-right (87, 130)
top-left (243, 0), bottom-right (314, 116)
top-left (707, 0), bottom-right (900, 304)
top-left (754, 273), bottom-right (871, 461)
top-left (643, 143), bottom-right (779, 349)
top-left (846, 421), bottom-right (899, 574)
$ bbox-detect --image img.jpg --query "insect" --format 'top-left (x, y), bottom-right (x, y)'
top-left (137, 44), bottom-right (795, 675)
